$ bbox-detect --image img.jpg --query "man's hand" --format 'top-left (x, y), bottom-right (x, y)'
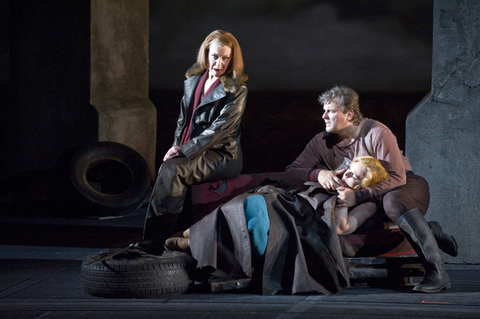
top-left (336, 187), bottom-right (357, 208)
top-left (163, 146), bottom-right (184, 162)
top-left (317, 169), bottom-right (345, 191)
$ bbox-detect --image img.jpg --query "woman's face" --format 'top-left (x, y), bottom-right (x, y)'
top-left (342, 161), bottom-right (366, 189)
top-left (207, 41), bottom-right (231, 78)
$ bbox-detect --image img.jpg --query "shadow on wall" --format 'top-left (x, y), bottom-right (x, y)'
top-left (150, 89), bottom-right (425, 174)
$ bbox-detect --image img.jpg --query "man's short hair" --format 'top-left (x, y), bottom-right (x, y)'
top-left (318, 85), bottom-right (363, 125)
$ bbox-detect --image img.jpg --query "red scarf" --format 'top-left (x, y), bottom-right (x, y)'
top-left (180, 72), bottom-right (221, 145)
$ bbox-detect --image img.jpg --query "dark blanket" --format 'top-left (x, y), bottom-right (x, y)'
top-left (190, 182), bottom-right (349, 295)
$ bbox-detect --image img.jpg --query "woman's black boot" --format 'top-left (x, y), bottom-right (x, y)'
top-left (396, 208), bottom-right (451, 293)
top-left (134, 211), bottom-right (181, 255)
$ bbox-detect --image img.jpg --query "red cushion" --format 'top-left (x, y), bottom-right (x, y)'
top-left (344, 228), bottom-right (415, 257)
top-left (179, 172), bottom-right (285, 229)
top-left (189, 172), bottom-right (284, 218)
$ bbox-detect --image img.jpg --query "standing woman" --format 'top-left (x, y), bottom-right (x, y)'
top-left (135, 30), bottom-right (248, 254)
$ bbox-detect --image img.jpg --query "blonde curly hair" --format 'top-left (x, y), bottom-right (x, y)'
top-left (351, 156), bottom-right (389, 189)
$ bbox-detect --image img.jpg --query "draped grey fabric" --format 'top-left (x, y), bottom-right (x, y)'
top-left (190, 182), bottom-right (349, 295)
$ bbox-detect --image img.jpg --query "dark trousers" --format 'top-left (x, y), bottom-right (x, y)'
top-left (143, 152), bottom-right (242, 243)
top-left (382, 171), bottom-right (430, 223)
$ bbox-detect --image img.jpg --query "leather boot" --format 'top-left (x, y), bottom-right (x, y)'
top-left (134, 209), bottom-right (181, 255)
top-left (133, 239), bottom-right (165, 255)
top-left (428, 221), bottom-right (458, 257)
top-left (396, 208), bottom-right (451, 293)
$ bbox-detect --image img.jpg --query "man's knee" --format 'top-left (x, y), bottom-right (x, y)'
top-left (382, 191), bottom-right (428, 222)
top-left (382, 193), bottom-right (408, 222)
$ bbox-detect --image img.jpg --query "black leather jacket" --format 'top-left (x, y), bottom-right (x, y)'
top-left (173, 64), bottom-right (248, 176)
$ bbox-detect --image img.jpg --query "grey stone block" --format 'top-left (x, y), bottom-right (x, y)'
top-left (406, 0), bottom-right (480, 264)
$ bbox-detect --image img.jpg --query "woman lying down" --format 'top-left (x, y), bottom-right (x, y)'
top-left (165, 156), bottom-right (389, 295)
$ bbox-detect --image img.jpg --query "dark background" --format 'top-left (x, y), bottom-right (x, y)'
top-left (149, 0), bottom-right (433, 173)
top-left (0, 1), bottom-right (433, 198)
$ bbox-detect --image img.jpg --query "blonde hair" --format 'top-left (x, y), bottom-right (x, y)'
top-left (351, 156), bottom-right (389, 189)
top-left (196, 30), bottom-right (244, 78)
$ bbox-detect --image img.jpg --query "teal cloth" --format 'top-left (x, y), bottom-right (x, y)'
top-left (244, 195), bottom-right (270, 257)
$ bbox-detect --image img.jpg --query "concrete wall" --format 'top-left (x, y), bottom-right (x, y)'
top-left (91, 0), bottom-right (156, 178)
top-left (406, 0), bottom-right (480, 264)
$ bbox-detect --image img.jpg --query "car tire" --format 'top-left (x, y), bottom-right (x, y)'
top-left (81, 250), bottom-right (193, 298)
top-left (68, 141), bottom-right (151, 216)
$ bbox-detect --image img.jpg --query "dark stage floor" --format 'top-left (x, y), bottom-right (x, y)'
top-left (1, 206), bottom-right (479, 319)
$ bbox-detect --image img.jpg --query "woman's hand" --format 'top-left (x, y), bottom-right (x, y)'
top-left (163, 146), bottom-right (184, 162)
top-left (317, 169), bottom-right (345, 191)
top-left (336, 187), bottom-right (357, 208)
